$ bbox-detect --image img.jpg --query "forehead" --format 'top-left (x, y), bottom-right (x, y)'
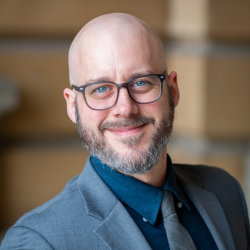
top-left (70, 20), bottom-right (166, 84)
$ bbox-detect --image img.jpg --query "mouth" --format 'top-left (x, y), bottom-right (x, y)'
top-left (99, 116), bottom-right (155, 140)
top-left (106, 124), bottom-right (146, 137)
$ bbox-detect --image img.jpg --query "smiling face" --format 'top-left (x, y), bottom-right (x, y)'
top-left (64, 13), bottom-right (179, 175)
top-left (75, 84), bottom-right (175, 174)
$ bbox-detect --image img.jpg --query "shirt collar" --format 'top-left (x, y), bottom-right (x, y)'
top-left (91, 154), bottom-right (190, 225)
top-left (162, 155), bottom-right (190, 209)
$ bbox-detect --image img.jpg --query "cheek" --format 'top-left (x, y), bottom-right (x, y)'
top-left (80, 106), bottom-right (109, 131)
top-left (158, 89), bottom-right (171, 114)
top-left (77, 95), bottom-right (109, 131)
top-left (140, 95), bottom-right (169, 120)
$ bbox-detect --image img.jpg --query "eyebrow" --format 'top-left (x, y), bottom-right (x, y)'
top-left (85, 76), bottom-right (112, 85)
top-left (84, 70), bottom-right (156, 85)
top-left (129, 70), bottom-right (156, 79)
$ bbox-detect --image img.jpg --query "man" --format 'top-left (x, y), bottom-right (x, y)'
top-left (1, 13), bottom-right (250, 250)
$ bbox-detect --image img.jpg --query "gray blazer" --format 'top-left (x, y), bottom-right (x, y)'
top-left (1, 157), bottom-right (250, 250)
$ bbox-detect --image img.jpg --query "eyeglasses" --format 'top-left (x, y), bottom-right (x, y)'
top-left (72, 73), bottom-right (167, 110)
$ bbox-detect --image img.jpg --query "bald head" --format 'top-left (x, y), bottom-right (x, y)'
top-left (64, 14), bottom-right (179, 178)
top-left (69, 13), bottom-right (167, 86)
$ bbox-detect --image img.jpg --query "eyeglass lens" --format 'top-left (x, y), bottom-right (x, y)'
top-left (84, 75), bottom-right (161, 110)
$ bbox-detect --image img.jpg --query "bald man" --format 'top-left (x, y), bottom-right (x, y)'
top-left (1, 13), bottom-right (249, 250)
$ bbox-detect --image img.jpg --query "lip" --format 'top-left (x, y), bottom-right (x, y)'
top-left (106, 124), bottom-right (146, 137)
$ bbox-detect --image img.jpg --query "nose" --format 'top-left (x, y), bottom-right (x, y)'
top-left (111, 87), bottom-right (139, 117)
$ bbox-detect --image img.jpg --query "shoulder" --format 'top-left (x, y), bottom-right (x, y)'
top-left (15, 175), bottom-right (81, 226)
top-left (0, 174), bottom-right (92, 249)
top-left (173, 162), bottom-right (250, 246)
top-left (172, 163), bottom-right (247, 213)
top-left (1, 158), bottom-right (114, 249)
top-left (173, 163), bottom-right (246, 204)
top-left (173, 162), bottom-right (230, 177)
top-left (173, 163), bottom-right (239, 190)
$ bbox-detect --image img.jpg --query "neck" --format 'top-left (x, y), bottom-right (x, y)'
top-left (129, 151), bottom-right (167, 188)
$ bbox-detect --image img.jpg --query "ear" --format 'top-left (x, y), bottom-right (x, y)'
top-left (167, 71), bottom-right (180, 108)
top-left (63, 88), bottom-right (77, 123)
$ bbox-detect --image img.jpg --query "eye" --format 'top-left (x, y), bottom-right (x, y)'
top-left (134, 81), bottom-right (146, 87)
top-left (86, 83), bottom-right (115, 97)
top-left (96, 86), bottom-right (108, 93)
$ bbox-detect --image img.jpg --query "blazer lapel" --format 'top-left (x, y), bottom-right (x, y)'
top-left (78, 158), bottom-right (152, 250)
top-left (176, 169), bottom-right (236, 250)
top-left (95, 202), bottom-right (152, 250)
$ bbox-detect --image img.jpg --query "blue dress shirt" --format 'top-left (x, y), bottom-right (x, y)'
top-left (91, 154), bottom-right (218, 250)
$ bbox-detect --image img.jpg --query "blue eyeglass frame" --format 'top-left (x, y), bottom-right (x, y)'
top-left (72, 73), bottom-right (167, 111)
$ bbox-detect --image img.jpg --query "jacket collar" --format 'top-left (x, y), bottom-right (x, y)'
top-left (77, 156), bottom-right (236, 250)
top-left (91, 154), bottom-right (189, 225)
top-left (77, 157), bottom-right (152, 250)
top-left (174, 165), bottom-right (236, 250)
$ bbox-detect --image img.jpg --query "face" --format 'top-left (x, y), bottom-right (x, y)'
top-left (75, 84), bottom-right (175, 174)
top-left (65, 19), bottom-right (179, 174)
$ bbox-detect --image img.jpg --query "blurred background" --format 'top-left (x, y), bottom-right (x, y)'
top-left (0, 0), bottom-right (250, 241)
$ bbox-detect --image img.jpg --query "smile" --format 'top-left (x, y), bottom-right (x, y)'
top-left (106, 124), bottom-right (146, 137)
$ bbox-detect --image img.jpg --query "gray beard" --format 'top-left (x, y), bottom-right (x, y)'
top-left (75, 86), bottom-right (175, 175)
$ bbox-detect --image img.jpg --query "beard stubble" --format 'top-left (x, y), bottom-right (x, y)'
top-left (75, 85), bottom-right (175, 175)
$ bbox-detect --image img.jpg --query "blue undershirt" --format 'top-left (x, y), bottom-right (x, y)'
top-left (91, 154), bottom-right (218, 250)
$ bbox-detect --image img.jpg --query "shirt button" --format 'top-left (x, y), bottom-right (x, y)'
top-left (177, 202), bottom-right (183, 208)
top-left (143, 217), bottom-right (148, 222)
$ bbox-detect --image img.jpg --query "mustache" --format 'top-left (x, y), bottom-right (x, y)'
top-left (99, 116), bottom-right (155, 132)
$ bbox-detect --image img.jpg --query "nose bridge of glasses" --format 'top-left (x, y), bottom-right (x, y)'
top-left (116, 82), bottom-right (129, 90)
top-left (114, 82), bottom-right (134, 106)
top-left (115, 82), bottom-right (131, 98)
